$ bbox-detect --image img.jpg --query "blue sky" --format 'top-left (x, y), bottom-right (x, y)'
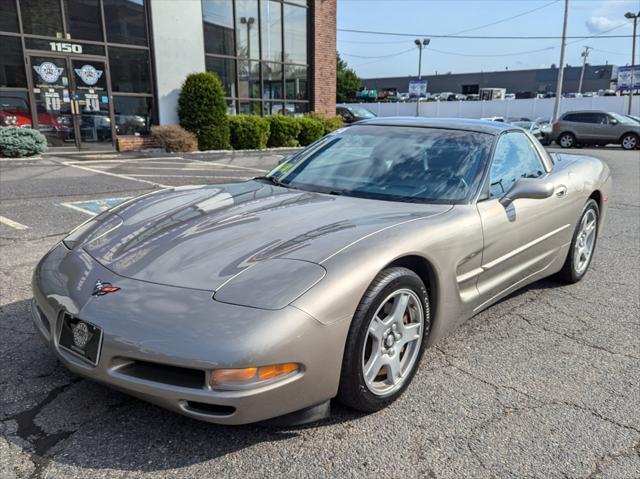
top-left (337, 0), bottom-right (639, 78)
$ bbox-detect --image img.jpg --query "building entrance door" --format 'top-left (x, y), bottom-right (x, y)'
top-left (28, 54), bottom-right (114, 150)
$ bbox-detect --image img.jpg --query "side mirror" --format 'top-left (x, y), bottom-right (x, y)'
top-left (609, 118), bottom-right (618, 125)
top-left (499, 178), bottom-right (554, 206)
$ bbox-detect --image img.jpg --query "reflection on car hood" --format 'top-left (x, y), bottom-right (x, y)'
top-left (83, 181), bottom-right (451, 291)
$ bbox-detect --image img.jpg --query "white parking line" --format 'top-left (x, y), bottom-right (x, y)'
top-left (0, 215), bottom-right (29, 230)
top-left (185, 158), bottom-right (267, 173)
top-left (64, 156), bottom-right (184, 165)
top-left (62, 161), bottom-right (172, 188)
top-left (127, 174), bottom-right (253, 179)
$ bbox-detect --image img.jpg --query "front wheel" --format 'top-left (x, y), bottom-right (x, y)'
top-left (557, 199), bottom-right (599, 283)
top-left (620, 133), bottom-right (639, 150)
top-left (337, 267), bottom-right (430, 413)
top-left (558, 132), bottom-right (576, 148)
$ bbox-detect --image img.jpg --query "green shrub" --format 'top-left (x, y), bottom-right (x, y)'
top-left (267, 116), bottom-right (302, 147)
top-left (306, 112), bottom-right (344, 135)
top-left (150, 125), bottom-right (198, 152)
top-left (229, 115), bottom-right (271, 150)
top-left (297, 117), bottom-right (324, 146)
top-left (0, 127), bottom-right (47, 157)
top-left (178, 72), bottom-right (230, 150)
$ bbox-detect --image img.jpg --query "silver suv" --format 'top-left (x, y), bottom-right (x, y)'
top-left (550, 111), bottom-right (640, 150)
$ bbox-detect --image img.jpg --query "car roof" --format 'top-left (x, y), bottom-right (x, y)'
top-left (355, 116), bottom-right (515, 135)
top-left (561, 110), bottom-right (611, 115)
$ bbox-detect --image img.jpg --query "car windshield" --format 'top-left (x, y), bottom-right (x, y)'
top-left (348, 106), bottom-right (376, 118)
top-left (268, 125), bottom-right (493, 204)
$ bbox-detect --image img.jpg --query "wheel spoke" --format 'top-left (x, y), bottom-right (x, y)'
top-left (364, 353), bottom-right (384, 383)
top-left (386, 354), bottom-right (402, 383)
top-left (400, 322), bottom-right (421, 347)
top-left (390, 293), bottom-right (409, 323)
top-left (368, 315), bottom-right (386, 341)
top-left (584, 218), bottom-right (596, 237)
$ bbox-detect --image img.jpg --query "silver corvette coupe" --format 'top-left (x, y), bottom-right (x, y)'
top-left (32, 118), bottom-right (611, 425)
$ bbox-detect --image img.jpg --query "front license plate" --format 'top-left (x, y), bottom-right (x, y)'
top-left (58, 314), bottom-right (103, 365)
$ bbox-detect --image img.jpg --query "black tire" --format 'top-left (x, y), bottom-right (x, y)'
top-left (557, 199), bottom-right (599, 283)
top-left (558, 132), bottom-right (576, 148)
top-left (620, 132), bottom-right (639, 151)
top-left (337, 267), bottom-right (430, 413)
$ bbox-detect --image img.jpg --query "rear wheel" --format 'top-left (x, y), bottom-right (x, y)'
top-left (620, 133), bottom-right (639, 150)
top-left (337, 267), bottom-right (430, 413)
top-left (557, 199), bottom-right (599, 283)
top-left (558, 132), bottom-right (576, 148)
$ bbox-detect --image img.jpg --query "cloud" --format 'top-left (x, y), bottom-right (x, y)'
top-left (585, 16), bottom-right (626, 34)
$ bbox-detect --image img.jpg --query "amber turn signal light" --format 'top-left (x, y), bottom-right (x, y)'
top-left (210, 363), bottom-right (299, 388)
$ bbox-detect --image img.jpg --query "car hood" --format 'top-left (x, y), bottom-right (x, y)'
top-left (83, 181), bottom-right (451, 291)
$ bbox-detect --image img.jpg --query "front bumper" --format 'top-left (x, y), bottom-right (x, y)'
top-left (31, 243), bottom-right (348, 425)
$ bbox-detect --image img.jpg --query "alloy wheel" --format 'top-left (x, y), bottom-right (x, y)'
top-left (362, 289), bottom-right (424, 396)
top-left (574, 209), bottom-right (597, 274)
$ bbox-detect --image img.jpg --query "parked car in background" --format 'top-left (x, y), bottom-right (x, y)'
top-left (582, 92), bottom-right (598, 98)
top-left (505, 93), bottom-right (516, 100)
top-left (550, 111), bottom-right (640, 150)
top-left (509, 120), bottom-right (551, 145)
top-left (337, 105), bottom-right (377, 124)
top-left (480, 116), bottom-right (505, 122)
top-left (397, 92), bottom-right (410, 102)
top-left (465, 94), bottom-right (480, 101)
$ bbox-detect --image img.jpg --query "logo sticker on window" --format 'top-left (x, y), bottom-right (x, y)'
top-left (74, 64), bottom-right (103, 86)
top-left (33, 62), bottom-right (64, 84)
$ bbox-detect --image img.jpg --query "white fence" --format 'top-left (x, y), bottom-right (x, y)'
top-left (339, 95), bottom-right (640, 120)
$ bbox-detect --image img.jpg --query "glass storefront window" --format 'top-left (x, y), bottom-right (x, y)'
top-left (64, 0), bottom-right (103, 41)
top-left (0, 1), bottom-right (19, 33)
top-left (108, 47), bottom-right (151, 93)
top-left (261, 1), bottom-right (282, 63)
top-left (235, 0), bottom-right (260, 59)
top-left (202, 0), bottom-right (235, 56)
top-left (285, 65), bottom-right (307, 100)
top-left (283, 4), bottom-right (307, 65)
top-left (206, 56), bottom-right (237, 97)
top-left (238, 100), bottom-right (262, 115)
top-left (113, 96), bottom-right (151, 135)
top-left (20, 0), bottom-right (63, 37)
top-left (226, 99), bottom-right (237, 115)
top-left (238, 60), bottom-right (260, 99)
top-left (0, 91), bottom-right (31, 128)
top-left (104, 0), bottom-right (147, 46)
top-left (0, 36), bottom-right (26, 88)
top-left (263, 62), bottom-right (283, 100)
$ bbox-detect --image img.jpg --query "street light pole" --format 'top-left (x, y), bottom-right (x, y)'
top-left (578, 46), bottom-right (592, 94)
top-left (552, 0), bottom-right (569, 122)
top-left (414, 38), bottom-right (430, 116)
top-left (624, 11), bottom-right (639, 115)
top-left (240, 16), bottom-right (255, 59)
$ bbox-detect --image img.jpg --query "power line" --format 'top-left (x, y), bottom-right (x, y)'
top-left (341, 47), bottom-right (417, 60)
top-left (447, 0), bottom-right (560, 35)
top-left (337, 28), bottom-right (633, 40)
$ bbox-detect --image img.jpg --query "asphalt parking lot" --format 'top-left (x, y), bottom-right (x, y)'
top-left (1, 146), bottom-right (638, 479)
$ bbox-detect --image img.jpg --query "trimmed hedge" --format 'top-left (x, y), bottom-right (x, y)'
top-left (178, 72), bottom-right (230, 150)
top-left (229, 115), bottom-right (270, 150)
top-left (297, 117), bottom-right (324, 146)
top-left (0, 127), bottom-right (47, 157)
top-left (306, 112), bottom-right (344, 135)
top-left (150, 125), bottom-right (198, 152)
top-left (267, 115), bottom-right (302, 147)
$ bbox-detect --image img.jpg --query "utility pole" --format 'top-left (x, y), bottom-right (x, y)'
top-left (414, 38), bottom-right (430, 117)
top-left (577, 46), bottom-right (592, 94)
top-left (552, 0), bottom-right (569, 122)
top-left (624, 11), bottom-right (639, 115)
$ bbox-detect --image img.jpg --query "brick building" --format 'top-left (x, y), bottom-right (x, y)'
top-left (0, 0), bottom-right (337, 151)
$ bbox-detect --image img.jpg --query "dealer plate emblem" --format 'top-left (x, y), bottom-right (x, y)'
top-left (72, 321), bottom-right (91, 349)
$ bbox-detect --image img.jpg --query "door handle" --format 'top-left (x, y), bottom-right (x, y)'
top-left (555, 185), bottom-right (568, 198)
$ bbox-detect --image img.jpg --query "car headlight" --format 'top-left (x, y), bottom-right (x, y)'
top-left (213, 258), bottom-right (326, 310)
top-left (63, 212), bottom-right (123, 250)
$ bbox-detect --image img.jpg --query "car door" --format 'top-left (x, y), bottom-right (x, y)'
top-left (474, 131), bottom-right (573, 310)
top-left (586, 112), bottom-right (612, 142)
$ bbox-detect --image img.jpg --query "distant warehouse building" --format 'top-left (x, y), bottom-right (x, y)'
top-left (362, 64), bottom-right (618, 98)
top-left (0, 0), bottom-right (337, 151)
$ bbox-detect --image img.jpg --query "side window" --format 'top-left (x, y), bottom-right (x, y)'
top-left (489, 132), bottom-right (546, 198)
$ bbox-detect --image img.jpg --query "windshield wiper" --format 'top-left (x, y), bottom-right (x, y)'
top-left (254, 175), bottom-right (284, 187)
